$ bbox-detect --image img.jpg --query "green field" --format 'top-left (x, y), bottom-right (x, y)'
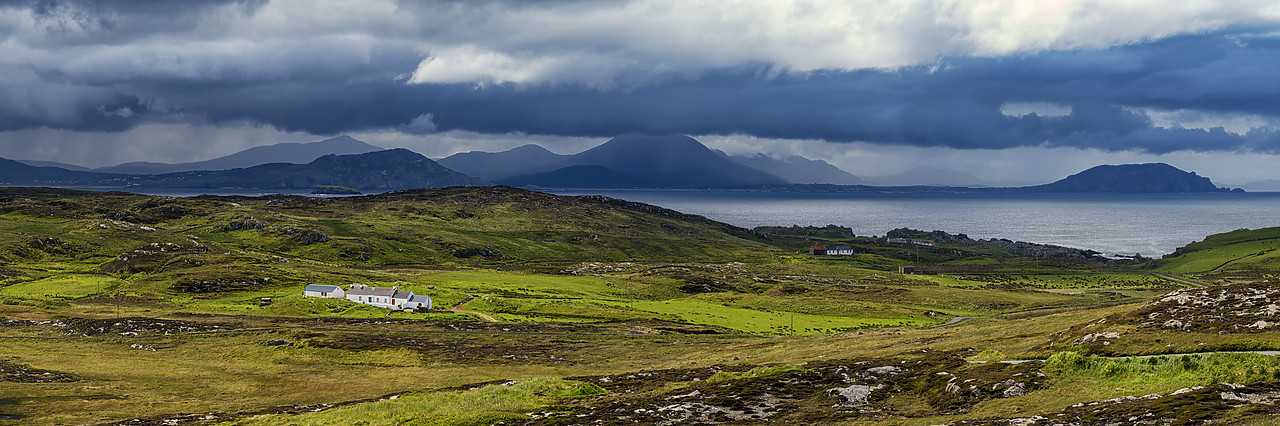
top-left (0, 274), bottom-right (122, 299)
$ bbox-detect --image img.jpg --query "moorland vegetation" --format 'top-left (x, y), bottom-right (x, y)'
top-left (1, 186), bottom-right (1279, 424)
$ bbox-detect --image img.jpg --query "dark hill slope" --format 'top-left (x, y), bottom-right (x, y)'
top-left (97, 136), bottom-right (384, 174)
top-left (14, 159), bottom-right (94, 171)
top-left (0, 157), bottom-right (128, 186)
top-left (523, 134), bottom-right (786, 188)
top-left (437, 144), bottom-right (569, 181)
top-left (136, 149), bottom-right (482, 189)
top-left (1026, 163), bottom-right (1229, 193)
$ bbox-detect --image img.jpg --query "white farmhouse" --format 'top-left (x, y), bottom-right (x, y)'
top-left (341, 284), bottom-right (432, 310)
top-left (303, 284), bottom-right (345, 299)
top-left (827, 245), bottom-right (855, 256)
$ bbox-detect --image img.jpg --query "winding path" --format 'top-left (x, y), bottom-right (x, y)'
top-left (447, 296), bottom-right (499, 322)
top-left (1213, 252), bottom-right (1269, 273)
top-left (1151, 272), bottom-right (1209, 288)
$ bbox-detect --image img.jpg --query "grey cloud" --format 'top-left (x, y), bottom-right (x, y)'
top-left (1, 0), bottom-right (1279, 155)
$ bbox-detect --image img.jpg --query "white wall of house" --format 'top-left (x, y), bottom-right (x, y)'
top-left (303, 290), bottom-right (344, 298)
top-left (303, 286), bottom-right (345, 299)
top-left (312, 285), bottom-right (432, 310)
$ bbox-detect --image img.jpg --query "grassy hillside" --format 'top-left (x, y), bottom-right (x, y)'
top-left (1155, 227), bottom-right (1280, 289)
top-left (1, 187), bottom-right (1278, 424)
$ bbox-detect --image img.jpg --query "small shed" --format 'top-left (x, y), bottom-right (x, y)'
top-left (899, 266), bottom-right (915, 274)
top-left (809, 246), bottom-right (827, 255)
top-left (303, 284), bottom-right (345, 299)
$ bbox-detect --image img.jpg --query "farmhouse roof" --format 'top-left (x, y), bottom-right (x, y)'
top-left (305, 284), bottom-right (341, 292)
top-left (347, 285), bottom-right (396, 297)
top-left (829, 245), bottom-right (853, 250)
top-left (811, 246), bottom-right (826, 250)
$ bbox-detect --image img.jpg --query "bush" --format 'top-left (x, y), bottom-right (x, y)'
top-left (1045, 351), bottom-right (1280, 389)
top-left (707, 365), bottom-right (809, 383)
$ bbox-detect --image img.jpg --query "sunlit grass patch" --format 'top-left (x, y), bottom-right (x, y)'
top-left (0, 274), bottom-right (122, 299)
top-left (603, 298), bottom-right (928, 334)
top-left (231, 377), bottom-right (605, 426)
top-left (1045, 351), bottom-right (1280, 396)
top-left (706, 365), bottom-right (809, 383)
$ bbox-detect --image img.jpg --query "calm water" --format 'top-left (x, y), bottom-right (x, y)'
top-left (551, 190), bottom-right (1280, 257)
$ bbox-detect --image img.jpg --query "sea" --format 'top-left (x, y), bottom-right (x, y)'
top-left (549, 190), bottom-right (1280, 257)
top-left (71, 187), bottom-right (1280, 257)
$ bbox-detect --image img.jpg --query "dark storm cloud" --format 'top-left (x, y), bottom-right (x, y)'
top-left (9, 0), bottom-right (264, 44)
top-left (365, 30), bottom-right (1280, 154)
top-left (2, 0), bottom-right (1279, 154)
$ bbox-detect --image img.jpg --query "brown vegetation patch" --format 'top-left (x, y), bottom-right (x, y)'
top-left (949, 382), bottom-right (1280, 425)
top-left (312, 333), bottom-right (595, 366)
top-left (1132, 281), bottom-right (1280, 333)
top-left (52, 317), bottom-right (229, 337)
top-left (100, 242), bottom-right (216, 275)
top-left (0, 361), bottom-right (78, 383)
top-left (526, 351), bottom-right (1045, 424)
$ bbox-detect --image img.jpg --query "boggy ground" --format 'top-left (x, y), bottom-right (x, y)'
top-left (526, 350), bottom-right (1045, 425)
top-left (1045, 281), bottom-right (1280, 356)
top-left (951, 382), bottom-right (1280, 425)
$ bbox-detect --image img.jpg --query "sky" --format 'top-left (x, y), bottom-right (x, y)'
top-left (2, 0), bottom-right (1280, 186)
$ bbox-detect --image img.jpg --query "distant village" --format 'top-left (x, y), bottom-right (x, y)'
top-left (303, 284), bottom-right (432, 311)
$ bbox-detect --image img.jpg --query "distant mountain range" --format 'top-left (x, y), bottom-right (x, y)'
top-left (439, 136), bottom-right (1007, 187)
top-left (442, 134), bottom-right (789, 188)
top-left (136, 149), bottom-right (481, 189)
top-left (1, 148), bottom-right (479, 190)
top-left (16, 136), bottom-right (385, 174)
top-left (0, 134), bottom-right (1246, 193)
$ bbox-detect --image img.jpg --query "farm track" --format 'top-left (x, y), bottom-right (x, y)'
top-left (447, 296), bottom-right (499, 322)
top-left (1151, 272), bottom-right (1209, 287)
top-left (936, 296), bottom-right (1148, 328)
top-left (1212, 251), bottom-right (1270, 273)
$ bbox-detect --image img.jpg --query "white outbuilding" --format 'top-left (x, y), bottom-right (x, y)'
top-left (303, 284), bottom-right (345, 299)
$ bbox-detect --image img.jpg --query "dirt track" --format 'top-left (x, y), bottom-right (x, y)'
top-left (447, 296), bottom-right (498, 322)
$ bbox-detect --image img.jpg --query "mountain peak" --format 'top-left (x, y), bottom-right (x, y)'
top-left (508, 144), bottom-right (557, 154)
top-left (437, 144), bottom-right (571, 181)
top-left (1030, 163), bottom-right (1230, 193)
top-left (557, 134), bottom-right (786, 187)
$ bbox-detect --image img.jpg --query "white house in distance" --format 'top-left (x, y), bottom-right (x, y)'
top-left (303, 284), bottom-right (345, 298)
top-left (303, 284), bottom-right (432, 310)
top-left (809, 245), bottom-right (856, 256)
top-left (826, 245), bottom-right (855, 255)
